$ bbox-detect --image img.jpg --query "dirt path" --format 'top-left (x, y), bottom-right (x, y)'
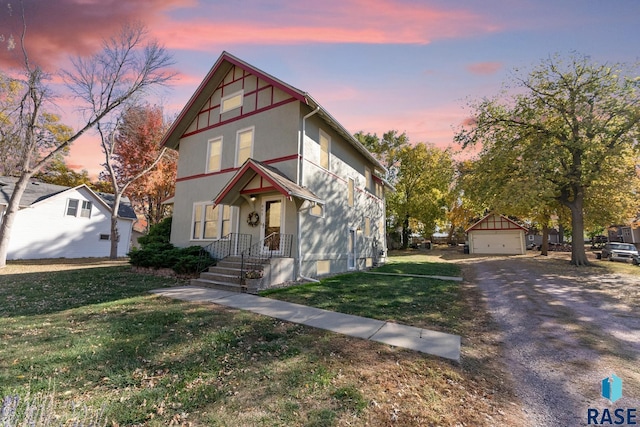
top-left (464, 255), bottom-right (640, 427)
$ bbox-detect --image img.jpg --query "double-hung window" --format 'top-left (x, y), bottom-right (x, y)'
top-left (80, 201), bottom-right (92, 218)
top-left (236, 127), bottom-right (254, 166)
top-left (207, 137), bottom-right (223, 172)
top-left (192, 202), bottom-right (233, 240)
top-left (319, 130), bottom-right (330, 170)
top-left (66, 199), bottom-right (79, 216)
top-left (66, 199), bottom-right (91, 218)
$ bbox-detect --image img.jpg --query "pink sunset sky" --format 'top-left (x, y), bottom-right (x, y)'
top-left (1, 0), bottom-right (639, 177)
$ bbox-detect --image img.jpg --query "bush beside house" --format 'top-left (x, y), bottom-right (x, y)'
top-left (128, 217), bottom-right (214, 275)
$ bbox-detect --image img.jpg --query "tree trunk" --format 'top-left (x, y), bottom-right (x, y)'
top-left (401, 214), bottom-right (410, 250)
top-left (540, 224), bottom-right (549, 256)
top-left (110, 193), bottom-right (123, 259)
top-left (567, 195), bottom-right (589, 266)
top-left (0, 174), bottom-right (32, 267)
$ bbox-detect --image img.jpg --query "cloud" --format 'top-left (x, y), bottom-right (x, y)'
top-left (0, 0), bottom-right (190, 69)
top-left (0, 0), bottom-right (501, 71)
top-left (466, 62), bottom-right (503, 75)
top-left (156, 0), bottom-right (499, 50)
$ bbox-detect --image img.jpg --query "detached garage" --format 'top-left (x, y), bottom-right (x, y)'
top-left (466, 213), bottom-right (527, 255)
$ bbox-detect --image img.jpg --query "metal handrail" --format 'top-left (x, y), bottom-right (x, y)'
top-left (198, 233), bottom-right (252, 271)
top-left (240, 233), bottom-right (293, 284)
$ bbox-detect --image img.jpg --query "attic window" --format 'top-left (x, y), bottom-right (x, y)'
top-left (66, 199), bottom-right (79, 216)
top-left (221, 90), bottom-right (243, 113)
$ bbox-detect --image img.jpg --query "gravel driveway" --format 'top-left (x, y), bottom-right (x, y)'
top-left (466, 255), bottom-right (640, 427)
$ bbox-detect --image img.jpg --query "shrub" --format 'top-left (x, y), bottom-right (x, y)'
top-left (128, 217), bottom-right (214, 274)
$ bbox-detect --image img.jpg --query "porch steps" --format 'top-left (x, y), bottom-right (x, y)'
top-left (190, 256), bottom-right (269, 294)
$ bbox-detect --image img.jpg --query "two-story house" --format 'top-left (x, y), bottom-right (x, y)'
top-left (161, 52), bottom-right (389, 287)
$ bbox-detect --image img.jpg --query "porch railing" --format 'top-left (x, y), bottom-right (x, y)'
top-left (198, 233), bottom-right (253, 271)
top-left (240, 233), bottom-right (293, 283)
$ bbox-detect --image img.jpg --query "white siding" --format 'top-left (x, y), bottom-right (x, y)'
top-left (6, 187), bottom-right (133, 260)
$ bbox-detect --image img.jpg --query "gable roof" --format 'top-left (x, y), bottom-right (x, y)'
top-left (160, 51), bottom-right (385, 172)
top-left (0, 177), bottom-right (137, 220)
top-left (214, 159), bottom-right (322, 206)
top-left (465, 213), bottom-right (528, 233)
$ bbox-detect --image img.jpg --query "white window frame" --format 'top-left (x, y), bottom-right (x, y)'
top-left (319, 129), bottom-right (330, 170)
top-left (365, 166), bottom-right (372, 191)
top-left (80, 200), bottom-right (92, 218)
top-left (309, 202), bottom-right (324, 218)
top-left (66, 198), bottom-right (79, 216)
top-left (347, 178), bottom-right (354, 207)
top-left (221, 90), bottom-right (244, 113)
top-left (207, 136), bottom-right (223, 173)
top-left (235, 126), bottom-right (254, 167)
top-left (191, 202), bottom-right (234, 241)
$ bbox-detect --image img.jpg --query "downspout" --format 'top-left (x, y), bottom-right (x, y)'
top-left (297, 106), bottom-right (321, 282)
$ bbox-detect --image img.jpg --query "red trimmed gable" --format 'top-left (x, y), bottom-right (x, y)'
top-left (161, 51), bottom-right (308, 150)
top-left (466, 213), bottom-right (528, 232)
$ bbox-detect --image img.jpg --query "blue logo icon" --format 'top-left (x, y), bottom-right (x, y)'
top-left (601, 374), bottom-right (623, 403)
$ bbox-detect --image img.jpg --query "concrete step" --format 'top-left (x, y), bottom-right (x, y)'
top-left (207, 265), bottom-right (243, 276)
top-left (200, 271), bottom-right (242, 284)
top-left (190, 278), bottom-right (258, 294)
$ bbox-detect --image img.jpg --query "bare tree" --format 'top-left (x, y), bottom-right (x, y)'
top-left (97, 105), bottom-right (168, 259)
top-left (0, 14), bottom-right (174, 267)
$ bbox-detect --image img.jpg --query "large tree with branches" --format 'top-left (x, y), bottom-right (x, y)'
top-left (0, 15), bottom-right (174, 267)
top-left (456, 53), bottom-right (640, 265)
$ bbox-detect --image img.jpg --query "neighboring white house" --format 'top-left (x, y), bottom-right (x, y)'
top-left (160, 51), bottom-right (391, 284)
top-left (0, 177), bottom-right (137, 259)
top-left (466, 213), bottom-right (527, 255)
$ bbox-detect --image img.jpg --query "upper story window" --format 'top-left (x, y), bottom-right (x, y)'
top-left (236, 127), bottom-right (254, 167)
top-left (319, 129), bottom-right (330, 170)
top-left (66, 199), bottom-right (92, 218)
top-left (364, 166), bottom-right (372, 191)
top-left (375, 180), bottom-right (383, 199)
top-left (221, 90), bottom-right (243, 113)
top-left (80, 201), bottom-right (92, 218)
top-left (207, 137), bottom-right (223, 172)
top-left (66, 199), bottom-right (79, 216)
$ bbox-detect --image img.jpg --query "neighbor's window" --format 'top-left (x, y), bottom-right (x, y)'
top-left (221, 90), bottom-right (243, 113)
top-left (80, 201), bottom-right (92, 218)
top-left (66, 199), bottom-right (79, 216)
top-left (236, 127), bottom-right (254, 166)
top-left (207, 137), bottom-right (223, 172)
top-left (319, 129), bottom-right (330, 170)
top-left (348, 178), bottom-right (354, 207)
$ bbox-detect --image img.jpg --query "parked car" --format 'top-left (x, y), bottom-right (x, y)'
top-left (600, 242), bottom-right (639, 263)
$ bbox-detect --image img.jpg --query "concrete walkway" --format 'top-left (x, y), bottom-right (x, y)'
top-left (150, 286), bottom-right (461, 361)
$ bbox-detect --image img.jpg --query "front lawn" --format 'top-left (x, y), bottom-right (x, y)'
top-left (262, 255), bottom-right (463, 333)
top-left (0, 257), bottom-right (520, 426)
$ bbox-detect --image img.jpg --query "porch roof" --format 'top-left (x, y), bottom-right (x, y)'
top-left (213, 159), bottom-right (323, 206)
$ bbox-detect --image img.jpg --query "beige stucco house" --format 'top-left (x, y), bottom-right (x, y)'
top-left (161, 52), bottom-right (390, 287)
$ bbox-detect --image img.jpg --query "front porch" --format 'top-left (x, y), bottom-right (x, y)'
top-left (194, 232), bottom-right (295, 294)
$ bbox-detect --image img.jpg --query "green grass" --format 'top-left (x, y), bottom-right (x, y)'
top-left (0, 256), bottom-right (515, 426)
top-left (262, 254), bottom-right (464, 332)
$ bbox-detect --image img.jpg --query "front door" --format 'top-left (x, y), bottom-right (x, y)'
top-left (262, 196), bottom-right (283, 252)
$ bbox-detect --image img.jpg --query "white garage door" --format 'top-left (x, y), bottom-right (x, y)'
top-left (471, 230), bottom-right (523, 255)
